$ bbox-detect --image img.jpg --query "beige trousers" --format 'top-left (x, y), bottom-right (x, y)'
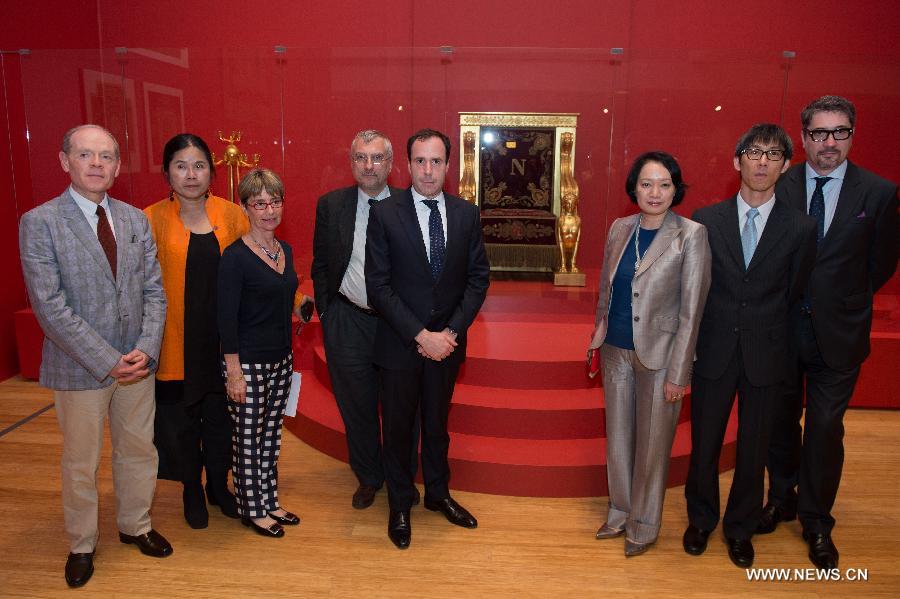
top-left (601, 345), bottom-right (681, 544)
top-left (54, 375), bottom-right (158, 553)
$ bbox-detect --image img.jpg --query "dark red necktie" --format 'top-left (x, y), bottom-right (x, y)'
top-left (95, 205), bottom-right (117, 278)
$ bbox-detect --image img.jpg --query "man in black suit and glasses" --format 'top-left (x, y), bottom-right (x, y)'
top-left (366, 128), bottom-right (490, 549)
top-left (683, 123), bottom-right (817, 569)
top-left (311, 129), bottom-right (419, 510)
top-left (759, 96), bottom-right (898, 570)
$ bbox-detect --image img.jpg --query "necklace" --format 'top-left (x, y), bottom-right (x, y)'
top-left (252, 236), bottom-right (281, 264)
top-left (633, 214), bottom-right (646, 273)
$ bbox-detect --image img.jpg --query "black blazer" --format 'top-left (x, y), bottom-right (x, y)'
top-left (692, 196), bottom-right (817, 386)
top-left (311, 185), bottom-right (404, 316)
top-left (775, 162), bottom-right (898, 370)
top-left (365, 188), bottom-right (490, 370)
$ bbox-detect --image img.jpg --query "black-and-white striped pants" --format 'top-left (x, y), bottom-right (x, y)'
top-left (223, 353), bottom-right (293, 518)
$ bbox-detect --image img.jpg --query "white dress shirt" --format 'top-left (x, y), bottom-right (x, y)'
top-left (804, 160), bottom-right (847, 235)
top-left (338, 185), bottom-right (392, 309)
top-left (411, 187), bottom-right (448, 261)
top-left (736, 191), bottom-right (776, 239)
top-left (70, 185), bottom-right (116, 240)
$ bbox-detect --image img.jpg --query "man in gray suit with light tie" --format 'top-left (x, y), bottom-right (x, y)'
top-left (19, 125), bottom-right (170, 588)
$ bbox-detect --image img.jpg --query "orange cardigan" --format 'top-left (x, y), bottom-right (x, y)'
top-left (145, 195), bottom-right (249, 381)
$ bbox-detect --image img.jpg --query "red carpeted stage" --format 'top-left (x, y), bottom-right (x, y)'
top-left (289, 276), bottom-right (734, 498)
top-left (285, 275), bottom-right (899, 497)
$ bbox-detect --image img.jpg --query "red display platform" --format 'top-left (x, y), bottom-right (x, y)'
top-left (15, 279), bottom-right (898, 497)
top-left (287, 279), bottom-right (736, 498)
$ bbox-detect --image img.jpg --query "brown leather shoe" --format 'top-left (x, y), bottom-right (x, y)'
top-left (65, 552), bottom-right (94, 587)
top-left (118, 529), bottom-right (173, 557)
top-left (352, 484), bottom-right (380, 510)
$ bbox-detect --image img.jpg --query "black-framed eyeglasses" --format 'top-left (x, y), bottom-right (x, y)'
top-left (805, 128), bottom-right (853, 142)
top-left (352, 153), bottom-right (389, 165)
top-left (249, 198), bottom-right (284, 211)
top-left (741, 148), bottom-right (786, 161)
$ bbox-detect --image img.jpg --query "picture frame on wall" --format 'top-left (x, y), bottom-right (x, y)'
top-left (82, 69), bottom-right (141, 173)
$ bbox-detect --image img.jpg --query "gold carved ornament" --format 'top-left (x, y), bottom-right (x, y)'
top-left (556, 132), bottom-right (582, 274)
top-left (212, 131), bottom-right (261, 203)
top-left (459, 131), bottom-right (477, 204)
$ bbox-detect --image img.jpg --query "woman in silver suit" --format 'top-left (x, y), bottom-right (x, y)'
top-left (588, 151), bottom-right (711, 556)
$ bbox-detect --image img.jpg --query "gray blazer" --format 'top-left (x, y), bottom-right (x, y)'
top-left (19, 189), bottom-right (166, 390)
top-left (590, 210), bottom-right (711, 386)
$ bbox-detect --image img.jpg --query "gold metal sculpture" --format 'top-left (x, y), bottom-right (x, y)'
top-left (554, 132), bottom-right (585, 287)
top-left (212, 131), bottom-right (261, 203)
top-left (459, 131), bottom-right (477, 204)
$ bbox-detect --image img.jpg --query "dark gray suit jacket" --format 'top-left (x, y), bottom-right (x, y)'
top-left (692, 196), bottom-right (817, 386)
top-left (775, 161), bottom-right (898, 370)
top-left (311, 185), bottom-right (403, 317)
top-left (19, 189), bottom-right (166, 390)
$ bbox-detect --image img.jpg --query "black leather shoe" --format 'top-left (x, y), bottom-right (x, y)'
top-left (412, 486), bottom-right (420, 506)
top-left (118, 529), bottom-right (173, 557)
top-left (805, 532), bottom-right (839, 569)
top-left (756, 502), bottom-right (797, 534)
top-left (726, 537), bottom-right (755, 568)
top-left (424, 496), bottom-right (477, 529)
top-left (65, 552), bottom-right (94, 588)
top-left (352, 484), bottom-right (380, 510)
top-left (682, 524), bottom-right (712, 555)
top-left (388, 510), bottom-right (411, 549)
top-left (183, 483), bottom-right (209, 529)
top-left (241, 517), bottom-right (285, 538)
top-left (206, 481), bottom-right (240, 519)
top-left (268, 510), bottom-right (300, 525)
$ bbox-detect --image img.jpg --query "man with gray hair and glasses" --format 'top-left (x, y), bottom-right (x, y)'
top-left (760, 96), bottom-right (898, 569)
top-left (312, 129), bottom-right (418, 510)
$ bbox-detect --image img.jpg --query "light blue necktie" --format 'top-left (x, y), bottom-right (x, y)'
top-left (741, 207), bottom-right (759, 268)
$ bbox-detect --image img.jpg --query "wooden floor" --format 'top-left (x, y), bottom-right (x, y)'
top-left (0, 376), bottom-right (897, 598)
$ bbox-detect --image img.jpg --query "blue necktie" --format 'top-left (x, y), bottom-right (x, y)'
top-left (368, 198), bottom-right (377, 208)
top-left (741, 207), bottom-right (759, 268)
top-left (809, 176), bottom-right (832, 245)
top-left (423, 200), bottom-right (445, 281)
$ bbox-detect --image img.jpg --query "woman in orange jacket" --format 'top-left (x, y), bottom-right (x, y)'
top-left (145, 134), bottom-right (249, 528)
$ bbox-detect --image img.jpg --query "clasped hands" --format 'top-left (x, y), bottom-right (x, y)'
top-left (108, 349), bottom-right (150, 383)
top-left (416, 328), bottom-right (457, 361)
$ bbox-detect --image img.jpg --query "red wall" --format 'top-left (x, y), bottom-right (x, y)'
top-left (2, 1), bottom-right (898, 379)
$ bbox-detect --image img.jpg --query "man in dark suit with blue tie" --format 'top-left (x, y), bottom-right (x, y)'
top-left (759, 96), bottom-right (899, 569)
top-left (683, 124), bottom-right (817, 568)
top-left (365, 128), bottom-right (490, 549)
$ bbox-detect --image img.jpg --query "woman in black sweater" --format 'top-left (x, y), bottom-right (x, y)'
top-left (218, 168), bottom-right (310, 537)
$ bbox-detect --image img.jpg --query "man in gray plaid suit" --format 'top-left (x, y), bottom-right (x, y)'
top-left (19, 125), bottom-right (170, 588)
